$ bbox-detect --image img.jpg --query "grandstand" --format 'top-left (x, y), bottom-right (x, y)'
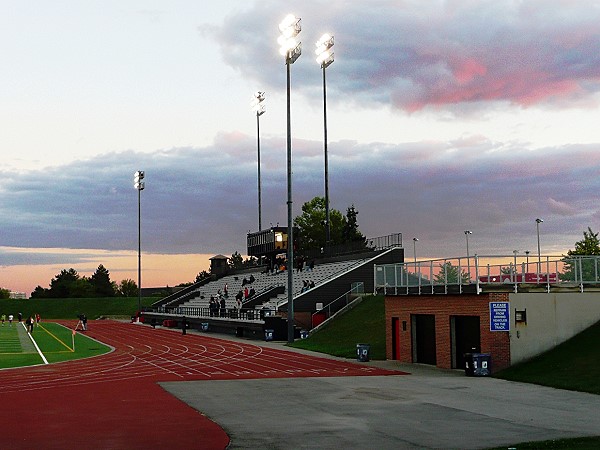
top-left (142, 235), bottom-right (403, 339)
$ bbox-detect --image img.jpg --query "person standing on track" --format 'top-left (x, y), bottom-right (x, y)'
top-left (1, 313), bottom-right (5, 326)
top-left (181, 316), bottom-right (187, 335)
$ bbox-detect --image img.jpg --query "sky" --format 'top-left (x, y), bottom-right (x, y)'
top-left (1, 0), bottom-right (600, 295)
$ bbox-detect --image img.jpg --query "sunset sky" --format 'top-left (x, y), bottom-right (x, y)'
top-left (2, 0), bottom-right (600, 295)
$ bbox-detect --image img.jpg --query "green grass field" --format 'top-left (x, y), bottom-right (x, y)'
top-left (0, 297), bottom-right (159, 322)
top-left (0, 322), bottom-right (111, 369)
top-left (287, 295), bottom-right (386, 359)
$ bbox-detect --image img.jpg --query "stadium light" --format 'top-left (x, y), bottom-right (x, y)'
top-left (412, 237), bottom-right (419, 264)
top-left (279, 14), bottom-right (301, 344)
top-left (134, 170), bottom-right (145, 312)
top-left (536, 218), bottom-right (543, 281)
top-left (252, 91), bottom-right (266, 231)
top-left (464, 230), bottom-right (472, 281)
top-left (316, 33), bottom-right (334, 247)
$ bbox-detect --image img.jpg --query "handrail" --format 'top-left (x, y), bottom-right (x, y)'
top-left (374, 255), bottom-right (600, 295)
top-left (311, 282), bottom-right (364, 324)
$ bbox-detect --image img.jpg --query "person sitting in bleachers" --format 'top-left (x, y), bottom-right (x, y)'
top-left (249, 287), bottom-right (255, 298)
top-left (249, 274), bottom-right (255, 284)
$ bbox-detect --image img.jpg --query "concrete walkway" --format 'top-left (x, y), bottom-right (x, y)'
top-left (161, 336), bottom-right (600, 449)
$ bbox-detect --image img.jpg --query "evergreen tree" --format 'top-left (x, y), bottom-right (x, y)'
top-left (90, 264), bottom-right (116, 297)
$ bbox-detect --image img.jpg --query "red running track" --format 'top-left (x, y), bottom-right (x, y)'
top-left (0, 320), bottom-right (404, 449)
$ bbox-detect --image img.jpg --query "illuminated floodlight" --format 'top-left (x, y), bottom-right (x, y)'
top-left (315, 34), bottom-right (334, 69)
top-left (278, 15), bottom-right (302, 63)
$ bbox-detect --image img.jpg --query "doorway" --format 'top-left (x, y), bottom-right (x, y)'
top-left (411, 314), bottom-right (436, 365)
top-left (451, 315), bottom-right (481, 369)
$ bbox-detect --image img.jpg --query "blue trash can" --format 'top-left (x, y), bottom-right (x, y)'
top-left (300, 330), bottom-right (309, 339)
top-left (265, 329), bottom-right (274, 341)
top-left (201, 322), bottom-right (209, 332)
top-left (357, 343), bottom-right (370, 362)
top-left (464, 353), bottom-right (491, 376)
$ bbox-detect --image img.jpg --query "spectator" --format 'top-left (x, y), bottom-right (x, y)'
top-left (223, 283), bottom-right (228, 297)
top-left (249, 287), bottom-right (255, 298)
top-left (249, 274), bottom-right (255, 284)
top-left (220, 297), bottom-right (226, 317)
top-left (309, 280), bottom-right (315, 289)
top-left (244, 287), bottom-right (249, 300)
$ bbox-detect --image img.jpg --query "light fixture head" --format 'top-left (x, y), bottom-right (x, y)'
top-left (464, 230), bottom-right (472, 235)
top-left (279, 14), bottom-right (301, 38)
top-left (413, 237), bottom-right (419, 242)
top-left (134, 171), bottom-right (145, 190)
top-left (251, 91), bottom-right (266, 115)
top-left (536, 218), bottom-right (544, 224)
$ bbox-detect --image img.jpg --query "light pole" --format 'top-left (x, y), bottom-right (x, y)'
top-left (278, 13), bottom-right (301, 343)
top-left (536, 218), bottom-right (543, 281)
top-left (412, 237), bottom-right (419, 264)
top-left (464, 230), bottom-right (472, 281)
top-left (316, 33), bottom-right (334, 247)
top-left (252, 91), bottom-right (266, 231)
top-left (134, 170), bottom-right (145, 313)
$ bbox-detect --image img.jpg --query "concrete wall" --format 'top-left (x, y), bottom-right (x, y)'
top-left (509, 292), bottom-right (600, 365)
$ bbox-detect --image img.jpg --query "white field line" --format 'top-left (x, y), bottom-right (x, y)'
top-left (23, 322), bottom-right (48, 365)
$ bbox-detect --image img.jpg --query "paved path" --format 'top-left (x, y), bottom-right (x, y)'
top-left (163, 338), bottom-right (600, 450)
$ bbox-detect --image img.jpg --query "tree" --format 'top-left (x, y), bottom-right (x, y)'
top-left (30, 285), bottom-right (49, 299)
top-left (227, 252), bottom-right (256, 270)
top-left (342, 205), bottom-right (367, 245)
top-left (0, 288), bottom-right (10, 299)
top-left (195, 270), bottom-right (211, 283)
top-left (434, 262), bottom-right (469, 284)
top-left (117, 279), bottom-right (138, 297)
top-left (48, 268), bottom-right (88, 298)
top-left (561, 227), bottom-right (600, 282)
top-left (89, 264), bottom-right (116, 297)
top-left (294, 196), bottom-right (361, 254)
top-left (228, 252), bottom-right (244, 269)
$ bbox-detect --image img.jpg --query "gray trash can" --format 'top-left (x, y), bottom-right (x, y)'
top-left (265, 329), bottom-right (274, 341)
top-left (357, 343), bottom-right (370, 362)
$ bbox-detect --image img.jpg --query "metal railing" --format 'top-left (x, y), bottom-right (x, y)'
top-left (155, 306), bottom-right (276, 321)
top-left (311, 282), bottom-right (364, 325)
top-left (374, 255), bottom-right (600, 294)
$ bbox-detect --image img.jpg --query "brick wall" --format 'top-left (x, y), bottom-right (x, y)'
top-left (385, 293), bottom-right (511, 371)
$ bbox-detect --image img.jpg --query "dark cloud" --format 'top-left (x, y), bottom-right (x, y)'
top-left (206, 0), bottom-right (600, 112)
top-left (1, 136), bottom-right (599, 263)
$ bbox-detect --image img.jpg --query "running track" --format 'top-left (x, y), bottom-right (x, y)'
top-left (1, 320), bottom-right (403, 449)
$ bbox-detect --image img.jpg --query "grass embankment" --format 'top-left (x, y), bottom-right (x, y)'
top-left (494, 320), bottom-right (600, 395)
top-left (0, 297), bottom-right (159, 321)
top-left (288, 295), bottom-right (386, 359)
top-left (0, 322), bottom-right (111, 369)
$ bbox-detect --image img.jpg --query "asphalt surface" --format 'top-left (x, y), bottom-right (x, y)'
top-left (161, 336), bottom-right (600, 450)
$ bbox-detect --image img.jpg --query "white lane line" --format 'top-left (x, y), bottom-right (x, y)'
top-left (23, 323), bottom-right (48, 365)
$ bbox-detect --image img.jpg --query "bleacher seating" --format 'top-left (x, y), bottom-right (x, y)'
top-left (173, 258), bottom-right (368, 313)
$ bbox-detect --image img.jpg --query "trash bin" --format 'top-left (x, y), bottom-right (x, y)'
top-left (464, 353), bottom-right (491, 377)
top-left (300, 330), bottom-right (309, 339)
top-left (265, 329), bottom-right (274, 341)
top-left (201, 322), bottom-right (209, 332)
top-left (357, 343), bottom-right (370, 362)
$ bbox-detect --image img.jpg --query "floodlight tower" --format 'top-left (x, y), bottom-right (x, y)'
top-left (134, 170), bottom-right (145, 312)
top-left (278, 14), bottom-right (301, 343)
top-left (252, 91), bottom-right (266, 231)
top-left (464, 230), bottom-right (472, 281)
top-left (316, 33), bottom-right (334, 247)
top-left (536, 218), bottom-right (544, 281)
